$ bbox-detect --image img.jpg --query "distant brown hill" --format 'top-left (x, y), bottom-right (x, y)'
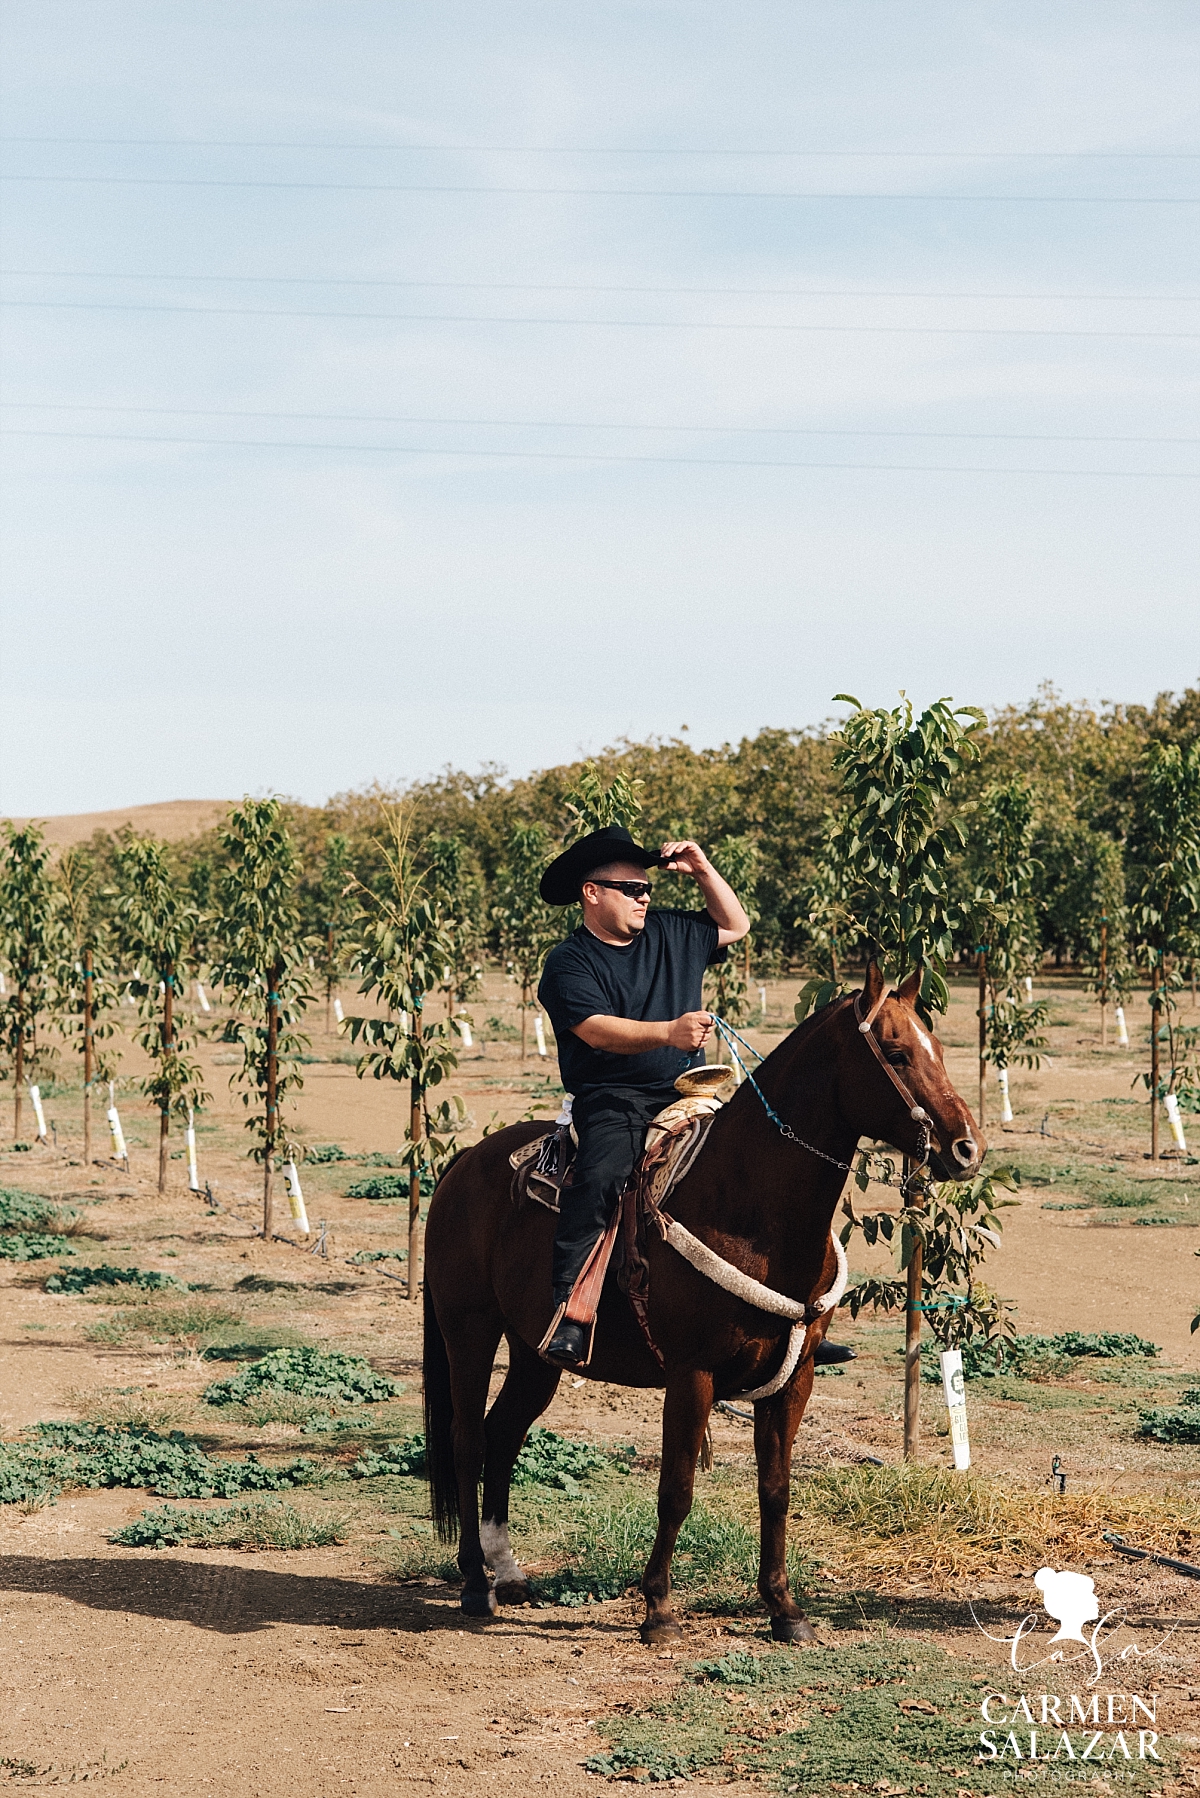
top-left (3, 799), bottom-right (232, 847)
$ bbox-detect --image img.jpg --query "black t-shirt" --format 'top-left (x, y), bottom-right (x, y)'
top-left (538, 909), bottom-right (727, 1096)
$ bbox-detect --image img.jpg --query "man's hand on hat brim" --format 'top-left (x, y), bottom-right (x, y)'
top-left (657, 840), bottom-right (710, 878)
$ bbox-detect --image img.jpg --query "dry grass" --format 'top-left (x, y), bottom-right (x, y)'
top-left (65, 1386), bottom-right (194, 1431)
top-left (788, 1462), bottom-right (1200, 1586)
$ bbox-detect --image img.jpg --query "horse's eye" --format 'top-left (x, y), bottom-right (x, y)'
top-left (884, 1050), bottom-right (908, 1068)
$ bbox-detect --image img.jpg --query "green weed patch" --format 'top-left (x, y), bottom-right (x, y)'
top-left (111, 1498), bottom-right (348, 1550)
top-left (1138, 1393), bottom-right (1200, 1443)
top-left (923, 1330), bottom-right (1160, 1382)
top-left (0, 1187), bottom-right (78, 1231)
top-left (305, 1143), bottom-right (349, 1162)
top-left (0, 1422), bottom-right (329, 1505)
top-left (0, 1233), bottom-right (75, 1260)
top-left (350, 1427), bottom-right (632, 1492)
top-left (585, 1638), bottom-right (1176, 1791)
top-left (202, 1346), bottom-right (400, 1406)
top-left (45, 1264), bottom-right (187, 1295)
top-left (345, 1174), bottom-right (408, 1199)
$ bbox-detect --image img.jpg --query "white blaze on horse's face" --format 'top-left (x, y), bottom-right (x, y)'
top-left (911, 1021), bottom-right (936, 1063)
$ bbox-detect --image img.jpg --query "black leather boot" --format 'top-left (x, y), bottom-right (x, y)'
top-left (544, 1317), bottom-right (589, 1369)
top-left (814, 1340), bottom-right (856, 1366)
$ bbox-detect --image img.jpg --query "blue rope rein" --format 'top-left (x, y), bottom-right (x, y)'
top-left (707, 1014), bottom-right (856, 1175)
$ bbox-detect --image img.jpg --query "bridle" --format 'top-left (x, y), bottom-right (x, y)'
top-left (710, 992), bottom-right (934, 1194)
top-left (852, 989), bottom-right (934, 1168)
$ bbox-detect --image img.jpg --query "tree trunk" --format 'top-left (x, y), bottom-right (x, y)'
top-left (83, 949), bottom-right (94, 1166)
top-left (13, 1014), bottom-right (23, 1143)
top-left (408, 1012), bottom-right (423, 1304)
top-left (1099, 920), bottom-right (1108, 1047)
top-left (520, 987), bottom-right (528, 1061)
top-left (1150, 958), bottom-right (1160, 1161)
top-left (325, 926), bottom-right (334, 1035)
top-left (158, 962), bottom-right (174, 1194)
top-left (264, 962), bottom-right (280, 1238)
top-left (976, 951), bottom-right (988, 1129)
top-left (903, 1168), bottom-right (923, 1461)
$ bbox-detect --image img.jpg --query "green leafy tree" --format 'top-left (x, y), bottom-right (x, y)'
top-left (703, 834), bottom-right (758, 1029)
top-left (211, 799), bottom-right (314, 1236)
top-left (802, 693), bottom-right (985, 1019)
top-left (563, 760), bottom-right (644, 840)
top-left (1080, 836), bottom-right (1134, 1045)
top-left (316, 833), bottom-right (358, 1035)
top-left (115, 838), bottom-right (208, 1194)
top-left (55, 846), bottom-right (121, 1167)
top-left (1128, 740), bottom-right (1200, 1159)
top-left (804, 692), bottom-right (987, 1462)
top-left (0, 824), bottom-right (60, 1143)
top-left (347, 807), bottom-right (465, 1301)
top-left (424, 832), bottom-right (485, 1023)
top-left (493, 822), bottom-right (561, 1060)
top-left (966, 780), bottom-right (1044, 1123)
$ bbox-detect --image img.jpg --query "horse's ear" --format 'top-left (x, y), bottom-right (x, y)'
top-left (862, 959), bottom-right (885, 1009)
top-left (896, 966), bottom-right (922, 1004)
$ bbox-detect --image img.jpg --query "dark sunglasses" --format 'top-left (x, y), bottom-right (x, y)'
top-left (589, 878), bottom-right (653, 899)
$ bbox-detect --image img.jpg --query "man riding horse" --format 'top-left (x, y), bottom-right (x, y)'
top-left (535, 825), bottom-right (856, 1372)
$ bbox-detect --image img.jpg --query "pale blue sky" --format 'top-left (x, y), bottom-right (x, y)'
top-left (1, 2), bottom-right (1197, 815)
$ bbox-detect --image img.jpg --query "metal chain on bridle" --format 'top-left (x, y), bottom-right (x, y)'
top-left (708, 1000), bottom-right (932, 1200)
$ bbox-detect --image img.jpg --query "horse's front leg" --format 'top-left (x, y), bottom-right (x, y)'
top-left (640, 1367), bottom-right (713, 1648)
top-left (754, 1355), bottom-right (818, 1643)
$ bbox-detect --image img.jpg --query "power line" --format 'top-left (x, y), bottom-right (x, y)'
top-left (4, 426), bottom-right (1196, 479)
top-left (3, 402), bottom-right (1195, 448)
top-left (2, 136), bottom-right (1197, 159)
top-left (4, 300), bottom-right (1196, 341)
top-left (5, 268), bottom-right (1196, 304)
top-left (1, 174), bottom-right (1196, 202)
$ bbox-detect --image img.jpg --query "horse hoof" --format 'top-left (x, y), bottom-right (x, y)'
top-left (460, 1587), bottom-right (497, 1618)
top-left (494, 1578), bottom-right (532, 1607)
top-left (639, 1617), bottom-right (684, 1649)
top-left (771, 1615), bottom-right (818, 1644)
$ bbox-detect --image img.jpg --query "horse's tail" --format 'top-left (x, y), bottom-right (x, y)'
top-left (423, 1284), bottom-right (459, 1542)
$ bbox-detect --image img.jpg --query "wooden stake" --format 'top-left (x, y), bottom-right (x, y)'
top-left (903, 1162), bottom-right (922, 1461)
top-left (1150, 957), bottom-right (1160, 1162)
top-left (325, 925), bottom-right (334, 1035)
top-left (520, 988), bottom-right (528, 1061)
top-left (409, 1010), bottom-right (423, 1305)
top-left (976, 950), bottom-right (988, 1129)
top-left (83, 948), bottom-right (94, 1166)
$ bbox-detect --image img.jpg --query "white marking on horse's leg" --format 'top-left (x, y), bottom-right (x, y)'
top-left (480, 1519), bottom-right (525, 1585)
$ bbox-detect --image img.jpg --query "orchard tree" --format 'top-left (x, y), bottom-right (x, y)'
top-left (317, 832), bottom-right (358, 1034)
top-left (55, 846), bottom-right (121, 1166)
top-left (1129, 740), bottom-right (1200, 1159)
top-left (799, 692), bottom-right (987, 1462)
top-left (424, 832), bottom-right (485, 1022)
top-left (212, 799), bottom-right (314, 1237)
top-left (0, 824), bottom-right (60, 1143)
top-left (347, 807), bottom-right (464, 1302)
top-left (967, 780), bottom-right (1046, 1126)
top-left (116, 838), bottom-right (208, 1194)
top-left (493, 822), bottom-right (561, 1060)
top-left (704, 834), bottom-right (759, 1029)
top-left (1082, 836), bottom-right (1134, 1046)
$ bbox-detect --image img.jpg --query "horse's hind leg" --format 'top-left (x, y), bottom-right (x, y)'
top-left (481, 1333), bottom-right (561, 1605)
top-left (447, 1311), bottom-right (506, 1617)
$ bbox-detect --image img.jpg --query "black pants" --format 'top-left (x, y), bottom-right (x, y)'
top-left (551, 1086), bottom-right (677, 1302)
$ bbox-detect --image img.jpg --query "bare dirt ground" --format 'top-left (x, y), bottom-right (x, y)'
top-left (2, 973), bottom-right (1198, 1794)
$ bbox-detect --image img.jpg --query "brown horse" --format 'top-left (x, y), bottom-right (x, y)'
top-left (422, 964), bottom-right (984, 1646)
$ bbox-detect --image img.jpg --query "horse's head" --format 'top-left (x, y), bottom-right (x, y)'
top-left (843, 962), bottom-right (985, 1181)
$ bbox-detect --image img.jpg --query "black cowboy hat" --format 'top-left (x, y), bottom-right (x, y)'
top-left (539, 825), bottom-right (662, 906)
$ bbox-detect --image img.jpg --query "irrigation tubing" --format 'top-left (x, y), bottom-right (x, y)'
top-left (1102, 1532), bottom-right (1200, 1581)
